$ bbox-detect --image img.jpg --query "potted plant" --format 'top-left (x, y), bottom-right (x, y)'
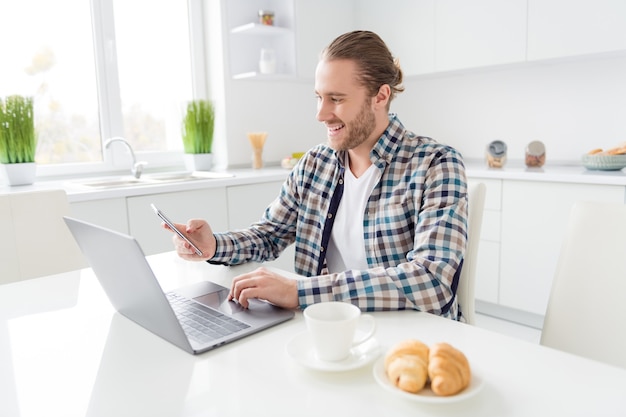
top-left (181, 99), bottom-right (215, 171)
top-left (0, 95), bottom-right (37, 185)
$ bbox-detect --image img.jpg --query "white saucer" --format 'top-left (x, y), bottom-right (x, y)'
top-left (286, 332), bottom-right (381, 372)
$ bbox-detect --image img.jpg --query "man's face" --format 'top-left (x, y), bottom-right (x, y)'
top-left (315, 59), bottom-right (376, 152)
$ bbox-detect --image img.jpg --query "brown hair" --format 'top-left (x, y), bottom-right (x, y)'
top-left (320, 30), bottom-right (405, 103)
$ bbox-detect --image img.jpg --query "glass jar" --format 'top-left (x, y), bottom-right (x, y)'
top-left (258, 10), bottom-right (274, 26)
top-left (486, 140), bottom-right (507, 168)
top-left (525, 140), bottom-right (546, 168)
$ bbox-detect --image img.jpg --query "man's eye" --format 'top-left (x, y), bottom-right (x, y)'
top-left (331, 97), bottom-right (342, 103)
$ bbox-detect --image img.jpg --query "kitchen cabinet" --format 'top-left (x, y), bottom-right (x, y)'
top-left (350, 1), bottom-right (626, 76)
top-left (294, 0), bottom-right (355, 79)
top-left (352, 0), bottom-right (526, 75)
top-left (224, 0), bottom-right (296, 79)
top-left (355, 0), bottom-right (436, 76)
top-left (434, 0), bottom-right (527, 72)
top-left (226, 181), bottom-right (283, 229)
top-left (127, 188), bottom-right (229, 256)
top-left (69, 198), bottom-right (128, 234)
top-left (66, 174), bottom-right (294, 266)
top-left (222, 0), bottom-right (626, 81)
top-left (499, 180), bottom-right (625, 315)
top-left (225, 0), bottom-right (529, 79)
top-left (467, 174), bottom-right (626, 325)
top-left (527, 0), bottom-right (626, 61)
top-left (226, 180), bottom-right (295, 271)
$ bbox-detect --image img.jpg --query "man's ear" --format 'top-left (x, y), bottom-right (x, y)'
top-left (374, 84), bottom-right (391, 109)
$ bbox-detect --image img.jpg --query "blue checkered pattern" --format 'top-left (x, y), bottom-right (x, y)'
top-left (212, 114), bottom-right (468, 319)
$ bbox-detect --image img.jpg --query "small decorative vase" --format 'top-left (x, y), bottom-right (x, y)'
top-left (183, 153), bottom-right (213, 172)
top-left (1, 162), bottom-right (37, 186)
top-left (247, 132), bottom-right (268, 169)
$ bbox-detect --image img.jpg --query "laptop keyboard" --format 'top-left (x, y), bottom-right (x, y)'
top-left (167, 293), bottom-right (250, 343)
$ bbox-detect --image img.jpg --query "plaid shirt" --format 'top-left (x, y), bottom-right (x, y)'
top-left (212, 114), bottom-right (468, 319)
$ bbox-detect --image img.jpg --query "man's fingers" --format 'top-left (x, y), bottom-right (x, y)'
top-left (233, 280), bottom-right (260, 309)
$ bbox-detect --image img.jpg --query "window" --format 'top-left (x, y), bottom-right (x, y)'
top-left (0, 0), bottom-right (100, 165)
top-left (112, 0), bottom-right (193, 153)
top-left (0, 0), bottom-right (201, 177)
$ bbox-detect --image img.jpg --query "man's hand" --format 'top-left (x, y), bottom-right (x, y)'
top-left (162, 219), bottom-right (216, 261)
top-left (229, 267), bottom-right (299, 309)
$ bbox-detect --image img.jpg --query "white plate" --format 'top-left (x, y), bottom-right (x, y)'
top-left (373, 356), bottom-right (484, 403)
top-left (286, 332), bottom-right (381, 372)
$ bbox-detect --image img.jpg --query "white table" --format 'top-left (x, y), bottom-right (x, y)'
top-left (1, 252), bottom-right (625, 417)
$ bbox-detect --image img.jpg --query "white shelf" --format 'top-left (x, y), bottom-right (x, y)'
top-left (230, 22), bottom-right (292, 36)
top-left (232, 71), bottom-right (295, 80)
top-left (225, 0), bottom-right (297, 79)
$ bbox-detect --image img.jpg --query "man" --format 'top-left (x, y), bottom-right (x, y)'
top-left (167, 31), bottom-right (468, 320)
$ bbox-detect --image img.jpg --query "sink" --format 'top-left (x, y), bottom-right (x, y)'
top-left (68, 176), bottom-right (158, 189)
top-left (67, 171), bottom-right (234, 189)
top-left (146, 173), bottom-right (218, 182)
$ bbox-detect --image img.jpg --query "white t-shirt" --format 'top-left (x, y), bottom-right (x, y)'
top-left (326, 158), bottom-right (379, 273)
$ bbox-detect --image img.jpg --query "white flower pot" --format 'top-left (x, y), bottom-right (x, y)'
top-left (183, 153), bottom-right (213, 171)
top-left (1, 162), bottom-right (37, 186)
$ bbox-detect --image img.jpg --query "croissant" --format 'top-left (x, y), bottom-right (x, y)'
top-left (384, 339), bottom-right (429, 393)
top-left (427, 342), bottom-right (471, 396)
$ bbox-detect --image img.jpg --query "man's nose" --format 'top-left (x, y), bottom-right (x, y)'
top-left (316, 101), bottom-right (331, 122)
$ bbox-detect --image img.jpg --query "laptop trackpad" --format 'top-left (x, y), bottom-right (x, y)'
top-left (193, 290), bottom-right (246, 314)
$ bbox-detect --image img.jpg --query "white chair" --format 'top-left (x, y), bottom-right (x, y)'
top-left (0, 189), bottom-right (87, 284)
top-left (457, 182), bottom-right (486, 325)
top-left (541, 201), bottom-right (626, 369)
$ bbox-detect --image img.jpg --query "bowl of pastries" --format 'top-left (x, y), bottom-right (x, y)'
top-left (373, 339), bottom-right (484, 403)
top-left (583, 144), bottom-right (626, 171)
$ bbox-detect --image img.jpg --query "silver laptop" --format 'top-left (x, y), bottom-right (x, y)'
top-left (63, 216), bottom-right (294, 355)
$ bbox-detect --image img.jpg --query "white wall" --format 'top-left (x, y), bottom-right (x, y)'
top-left (218, 0), bottom-right (626, 169)
top-left (222, 52), bottom-right (626, 169)
top-left (222, 78), bottom-right (323, 168)
top-left (394, 53), bottom-right (626, 164)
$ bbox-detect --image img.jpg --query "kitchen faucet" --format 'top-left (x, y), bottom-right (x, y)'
top-left (104, 137), bottom-right (147, 179)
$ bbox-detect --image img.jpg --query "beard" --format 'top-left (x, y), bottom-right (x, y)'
top-left (329, 98), bottom-right (376, 152)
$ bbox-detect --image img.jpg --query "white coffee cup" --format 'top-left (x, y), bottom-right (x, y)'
top-left (304, 302), bottom-right (376, 362)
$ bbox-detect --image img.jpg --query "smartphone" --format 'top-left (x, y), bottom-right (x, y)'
top-left (150, 203), bottom-right (203, 256)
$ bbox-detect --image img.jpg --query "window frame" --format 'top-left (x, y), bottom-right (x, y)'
top-left (35, 0), bottom-right (208, 179)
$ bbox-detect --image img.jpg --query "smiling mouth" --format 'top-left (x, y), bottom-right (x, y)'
top-left (327, 123), bottom-right (345, 135)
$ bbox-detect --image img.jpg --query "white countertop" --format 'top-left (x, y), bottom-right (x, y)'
top-left (2, 252), bottom-right (625, 417)
top-left (66, 168), bottom-right (292, 203)
top-left (0, 167), bottom-right (292, 202)
top-left (2, 161), bottom-right (626, 203)
top-left (465, 160), bottom-right (626, 185)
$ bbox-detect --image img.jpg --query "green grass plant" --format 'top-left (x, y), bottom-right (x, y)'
top-left (0, 95), bottom-right (36, 164)
top-left (182, 100), bottom-right (215, 154)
